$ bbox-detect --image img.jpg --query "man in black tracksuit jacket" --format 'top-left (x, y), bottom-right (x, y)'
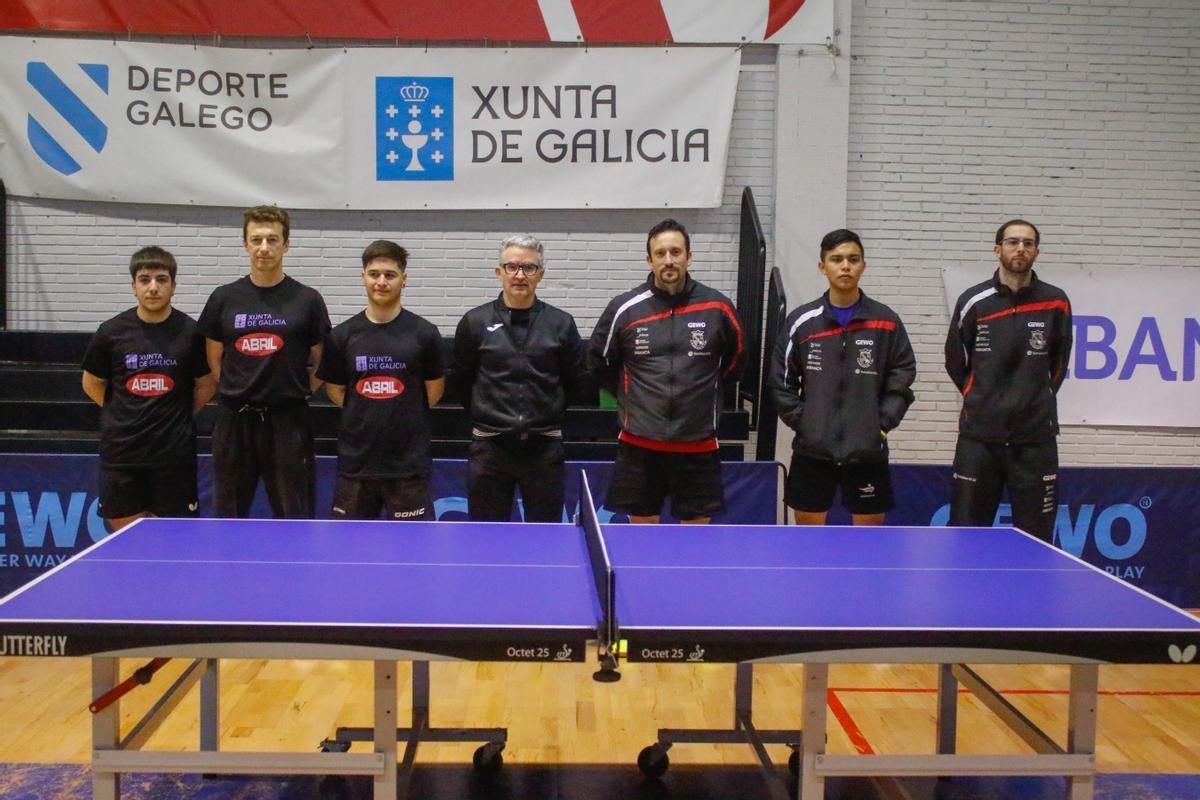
top-left (945, 219), bottom-right (1072, 542)
top-left (453, 234), bottom-right (587, 522)
top-left (589, 219), bottom-right (744, 524)
top-left (769, 229), bottom-right (916, 525)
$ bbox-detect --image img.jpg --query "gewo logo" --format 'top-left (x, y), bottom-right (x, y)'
top-left (26, 61), bottom-right (109, 176)
top-left (930, 501), bottom-right (1150, 579)
top-left (0, 491), bottom-right (107, 554)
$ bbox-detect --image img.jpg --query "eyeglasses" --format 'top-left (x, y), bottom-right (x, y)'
top-left (500, 262), bottom-right (542, 276)
top-left (1001, 238), bottom-right (1038, 249)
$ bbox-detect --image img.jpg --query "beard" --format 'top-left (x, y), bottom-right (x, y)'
top-left (1000, 252), bottom-right (1036, 273)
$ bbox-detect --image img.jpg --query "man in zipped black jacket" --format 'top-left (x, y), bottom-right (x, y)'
top-left (945, 219), bottom-right (1073, 542)
top-left (452, 235), bottom-right (587, 522)
top-left (589, 219), bottom-right (744, 524)
top-left (769, 229), bottom-right (916, 525)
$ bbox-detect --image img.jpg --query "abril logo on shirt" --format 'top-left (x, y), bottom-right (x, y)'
top-left (356, 375), bottom-right (403, 399)
top-left (127, 373), bottom-right (173, 396)
top-left (235, 333), bottom-right (282, 356)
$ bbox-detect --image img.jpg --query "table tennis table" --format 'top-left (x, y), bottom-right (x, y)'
top-left (1, 473), bottom-right (1199, 800)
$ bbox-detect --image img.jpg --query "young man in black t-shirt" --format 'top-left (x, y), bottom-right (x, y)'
top-left (197, 206), bottom-right (331, 519)
top-left (82, 246), bottom-right (215, 530)
top-left (317, 241), bottom-right (446, 520)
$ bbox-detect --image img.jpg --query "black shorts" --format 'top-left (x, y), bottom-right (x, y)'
top-left (98, 462), bottom-right (199, 520)
top-left (784, 454), bottom-right (894, 516)
top-left (605, 441), bottom-right (724, 521)
top-left (331, 475), bottom-right (434, 521)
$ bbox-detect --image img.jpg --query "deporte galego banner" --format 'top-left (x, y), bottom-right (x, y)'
top-left (0, 38), bottom-right (740, 209)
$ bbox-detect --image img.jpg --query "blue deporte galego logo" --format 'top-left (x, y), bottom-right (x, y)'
top-left (26, 62), bottom-right (109, 176)
top-left (376, 77), bottom-right (453, 181)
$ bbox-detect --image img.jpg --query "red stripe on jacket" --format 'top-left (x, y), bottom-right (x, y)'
top-left (976, 299), bottom-right (1070, 323)
top-left (621, 300), bottom-right (744, 377)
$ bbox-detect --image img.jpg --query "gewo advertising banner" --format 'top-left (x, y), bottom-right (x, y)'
top-left (943, 265), bottom-right (1200, 427)
top-left (4, 456), bottom-right (1197, 608)
top-left (0, 38), bottom-right (740, 209)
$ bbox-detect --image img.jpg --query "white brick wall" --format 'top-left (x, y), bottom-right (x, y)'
top-left (4, 51), bottom-right (776, 341)
top-left (6, 6), bottom-right (1200, 470)
top-left (847, 0), bottom-right (1200, 466)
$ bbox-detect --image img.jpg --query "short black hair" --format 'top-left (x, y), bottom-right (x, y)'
top-left (819, 229), bottom-right (865, 261)
top-left (646, 218), bottom-right (690, 256)
top-left (129, 246), bottom-right (177, 281)
top-left (361, 240), bottom-right (409, 270)
top-left (996, 219), bottom-right (1040, 246)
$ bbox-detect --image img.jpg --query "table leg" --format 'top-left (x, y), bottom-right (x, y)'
top-left (799, 663), bottom-right (828, 800)
top-left (374, 660), bottom-right (398, 800)
top-left (1066, 664), bottom-right (1099, 800)
top-left (199, 658), bottom-right (219, 752)
top-left (91, 657), bottom-right (119, 800)
top-left (935, 663), bottom-right (958, 754)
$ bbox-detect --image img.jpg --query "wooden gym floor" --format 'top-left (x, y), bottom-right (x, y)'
top-left (0, 658), bottom-right (1198, 776)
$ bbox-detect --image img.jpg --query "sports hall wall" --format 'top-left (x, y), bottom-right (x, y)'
top-left (4, 0), bottom-right (1200, 470)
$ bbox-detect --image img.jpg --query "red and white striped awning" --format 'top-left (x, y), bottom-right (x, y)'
top-left (0, 0), bottom-right (827, 44)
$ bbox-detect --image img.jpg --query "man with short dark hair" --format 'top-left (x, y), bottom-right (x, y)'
top-left (82, 246), bottom-right (215, 530)
top-left (197, 206), bottom-right (331, 519)
top-left (589, 219), bottom-right (744, 524)
top-left (945, 219), bottom-right (1073, 542)
top-left (317, 240), bottom-right (445, 520)
top-left (769, 229), bottom-right (915, 525)
top-left (452, 234), bottom-right (586, 522)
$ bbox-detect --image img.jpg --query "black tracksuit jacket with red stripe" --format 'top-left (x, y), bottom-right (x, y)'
top-left (769, 291), bottom-right (916, 463)
top-left (945, 270), bottom-right (1072, 444)
top-left (588, 274), bottom-right (744, 449)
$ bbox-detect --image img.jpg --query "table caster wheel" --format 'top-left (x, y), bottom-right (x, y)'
top-left (637, 744), bottom-right (670, 778)
top-left (473, 742), bottom-right (504, 774)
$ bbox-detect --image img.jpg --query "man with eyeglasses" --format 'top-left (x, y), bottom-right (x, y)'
top-left (451, 234), bottom-right (586, 522)
top-left (589, 218), bottom-right (744, 524)
top-left (945, 219), bottom-right (1073, 542)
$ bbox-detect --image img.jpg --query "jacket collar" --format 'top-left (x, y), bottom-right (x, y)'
top-left (491, 293), bottom-right (544, 317)
top-left (991, 268), bottom-right (1040, 297)
top-left (644, 272), bottom-right (696, 304)
top-left (821, 289), bottom-right (870, 322)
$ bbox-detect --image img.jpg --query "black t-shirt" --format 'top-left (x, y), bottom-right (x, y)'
top-left (316, 309), bottom-right (446, 479)
top-left (81, 307), bottom-right (209, 467)
top-left (197, 275), bottom-right (331, 405)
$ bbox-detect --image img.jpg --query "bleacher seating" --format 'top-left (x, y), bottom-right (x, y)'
top-left (0, 331), bottom-right (750, 460)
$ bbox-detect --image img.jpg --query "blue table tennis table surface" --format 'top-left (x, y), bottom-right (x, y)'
top-left (1, 517), bottom-right (1198, 664)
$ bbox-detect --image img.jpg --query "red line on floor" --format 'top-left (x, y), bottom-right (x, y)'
top-left (826, 689), bottom-right (874, 754)
top-left (828, 686), bottom-right (1200, 697)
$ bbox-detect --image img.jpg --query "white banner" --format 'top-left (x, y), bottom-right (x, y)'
top-left (0, 39), bottom-right (740, 209)
top-left (942, 265), bottom-right (1200, 428)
